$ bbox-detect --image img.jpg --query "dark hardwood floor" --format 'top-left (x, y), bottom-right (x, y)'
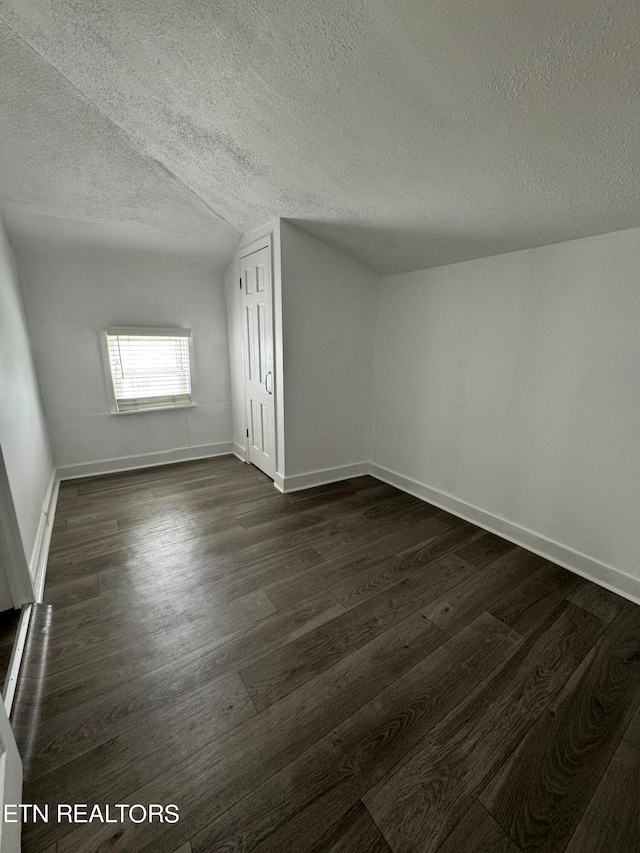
top-left (11, 456), bottom-right (640, 852)
top-left (0, 606), bottom-right (20, 693)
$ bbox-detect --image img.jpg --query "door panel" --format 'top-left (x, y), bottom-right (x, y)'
top-left (241, 246), bottom-right (275, 479)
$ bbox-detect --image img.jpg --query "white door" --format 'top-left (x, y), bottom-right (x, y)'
top-left (241, 245), bottom-right (276, 479)
top-left (0, 699), bottom-right (22, 853)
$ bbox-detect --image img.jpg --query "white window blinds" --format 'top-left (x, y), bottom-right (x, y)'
top-left (105, 329), bottom-right (193, 413)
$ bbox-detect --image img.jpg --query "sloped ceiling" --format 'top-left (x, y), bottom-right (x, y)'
top-left (0, 22), bottom-right (239, 269)
top-left (1, 0), bottom-right (639, 273)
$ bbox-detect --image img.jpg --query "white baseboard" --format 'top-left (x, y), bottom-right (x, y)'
top-left (369, 463), bottom-right (640, 606)
top-left (56, 442), bottom-right (234, 481)
top-left (33, 443), bottom-right (233, 605)
top-left (278, 462), bottom-right (370, 494)
top-left (39, 446), bottom-right (640, 610)
top-left (3, 603), bottom-right (32, 715)
top-left (233, 442), bottom-right (247, 463)
top-left (29, 471), bottom-right (59, 604)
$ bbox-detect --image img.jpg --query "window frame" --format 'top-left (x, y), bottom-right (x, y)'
top-left (101, 326), bottom-right (197, 415)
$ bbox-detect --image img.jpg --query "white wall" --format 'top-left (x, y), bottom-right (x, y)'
top-left (0, 220), bottom-right (53, 568)
top-left (17, 245), bottom-right (232, 473)
top-left (372, 226), bottom-right (640, 592)
top-left (280, 221), bottom-right (378, 478)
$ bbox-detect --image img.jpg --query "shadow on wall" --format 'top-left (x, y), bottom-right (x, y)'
top-left (287, 217), bottom-right (614, 276)
top-left (3, 207), bottom-right (241, 274)
top-left (286, 218), bottom-right (443, 275)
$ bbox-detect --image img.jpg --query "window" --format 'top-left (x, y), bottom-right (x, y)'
top-left (104, 328), bottom-right (194, 413)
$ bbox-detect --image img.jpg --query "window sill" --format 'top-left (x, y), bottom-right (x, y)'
top-left (110, 403), bottom-right (197, 415)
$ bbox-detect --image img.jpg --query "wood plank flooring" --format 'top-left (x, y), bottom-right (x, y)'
top-left (0, 605), bottom-right (20, 693)
top-left (11, 456), bottom-right (640, 852)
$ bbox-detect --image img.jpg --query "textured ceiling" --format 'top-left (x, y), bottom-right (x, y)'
top-left (0, 22), bottom-right (239, 269)
top-left (1, 0), bottom-right (639, 273)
